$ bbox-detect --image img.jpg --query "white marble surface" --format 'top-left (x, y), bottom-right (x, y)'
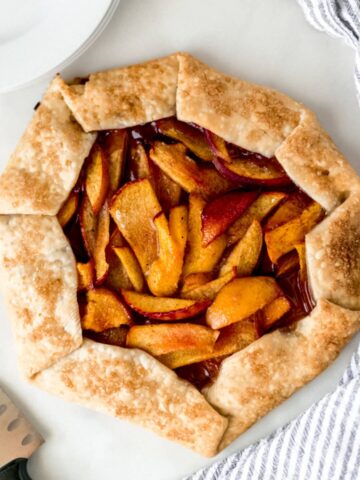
top-left (0, 1), bottom-right (359, 479)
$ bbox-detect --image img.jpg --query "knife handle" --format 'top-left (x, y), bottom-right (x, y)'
top-left (0, 459), bottom-right (32, 480)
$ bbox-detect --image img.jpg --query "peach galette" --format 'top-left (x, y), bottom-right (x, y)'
top-left (0, 53), bottom-right (359, 457)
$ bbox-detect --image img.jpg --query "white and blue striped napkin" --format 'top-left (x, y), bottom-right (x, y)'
top-left (186, 2), bottom-right (360, 478)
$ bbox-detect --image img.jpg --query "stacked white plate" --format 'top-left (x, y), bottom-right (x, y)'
top-left (0, 0), bottom-right (120, 93)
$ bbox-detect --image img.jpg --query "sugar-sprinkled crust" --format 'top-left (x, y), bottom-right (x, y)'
top-left (306, 190), bottom-right (360, 310)
top-left (205, 299), bottom-right (360, 449)
top-left (32, 339), bottom-right (228, 457)
top-left (0, 77), bottom-right (95, 215)
top-left (0, 215), bottom-right (82, 377)
top-left (176, 53), bottom-right (303, 158)
top-left (276, 110), bottom-right (360, 211)
top-left (58, 55), bottom-right (179, 132)
top-left (0, 53), bottom-right (359, 456)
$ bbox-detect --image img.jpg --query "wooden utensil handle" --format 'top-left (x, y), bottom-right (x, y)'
top-left (0, 459), bottom-right (31, 480)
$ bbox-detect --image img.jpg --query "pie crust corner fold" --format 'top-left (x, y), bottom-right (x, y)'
top-left (0, 52), bottom-right (359, 456)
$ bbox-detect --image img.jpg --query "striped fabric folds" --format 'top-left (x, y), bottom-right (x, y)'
top-left (299, 0), bottom-right (360, 103)
top-left (186, 2), bottom-right (360, 479)
top-left (185, 347), bottom-right (360, 479)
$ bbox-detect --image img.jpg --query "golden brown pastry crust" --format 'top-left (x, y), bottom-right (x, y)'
top-left (0, 77), bottom-right (95, 215)
top-left (306, 190), bottom-right (360, 310)
top-left (275, 110), bottom-right (360, 211)
top-left (0, 53), bottom-right (359, 456)
top-left (176, 53), bottom-right (303, 158)
top-left (0, 215), bottom-right (82, 377)
top-left (32, 339), bottom-right (228, 457)
top-left (58, 55), bottom-right (179, 132)
top-left (205, 299), bottom-right (360, 449)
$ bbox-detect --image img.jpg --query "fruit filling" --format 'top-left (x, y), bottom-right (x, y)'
top-left (59, 116), bottom-right (324, 390)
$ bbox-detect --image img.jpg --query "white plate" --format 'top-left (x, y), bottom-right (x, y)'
top-left (0, 0), bottom-right (119, 93)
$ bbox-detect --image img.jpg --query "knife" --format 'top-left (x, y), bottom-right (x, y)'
top-left (0, 387), bottom-right (43, 480)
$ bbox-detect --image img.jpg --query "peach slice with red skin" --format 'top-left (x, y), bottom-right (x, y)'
top-left (265, 201), bottom-right (324, 263)
top-left (126, 323), bottom-right (219, 356)
top-left (155, 117), bottom-right (213, 162)
top-left (204, 130), bottom-right (291, 187)
top-left (57, 190), bottom-right (79, 228)
top-left (149, 142), bottom-right (234, 198)
top-left (158, 318), bottom-right (258, 369)
top-left (183, 194), bottom-right (227, 277)
top-left (109, 179), bottom-right (161, 275)
top-left (206, 277), bottom-right (283, 329)
top-left (121, 289), bottom-right (211, 321)
top-left (103, 129), bottom-right (128, 195)
top-left (205, 130), bottom-right (232, 164)
top-left (228, 191), bottom-right (287, 246)
top-left (201, 190), bottom-right (259, 246)
top-left (76, 261), bottom-right (94, 291)
top-left (85, 144), bottom-right (109, 215)
top-left (81, 287), bottom-right (133, 332)
top-left (220, 220), bottom-right (263, 277)
top-left (212, 155), bottom-right (291, 187)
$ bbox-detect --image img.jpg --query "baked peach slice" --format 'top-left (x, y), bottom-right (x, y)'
top-left (85, 144), bottom-right (109, 215)
top-left (121, 289), bottom-right (211, 321)
top-left (109, 179), bottom-right (161, 275)
top-left (158, 318), bottom-right (257, 369)
top-left (103, 129), bottom-right (128, 195)
top-left (228, 191), bottom-right (286, 246)
top-left (149, 142), bottom-right (234, 197)
top-left (76, 261), bottom-right (94, 291)
top-left (126, 323), bottom-right (219, 356)
top-left (79, 194), bottom-right (97, 257)
top-left (183, 194), bottom-right (227, 276)
top-left (181, 269), bottom-right (236, 301)
top-left (93, 202), bottom-right (110, 284)
top-left (201, 190), bottom-right (259, 246)
top-left (129, 142), bottom-right (152, 179)
top-left (113, 246), bottom-right (144, 292)
top-left (264, 191), bottom-right (311, 231)
top-left (181, 273), bottom-right (213, 294)
top-left (265, 201), bottom-right (324, 263)
top-left (276, 251), bottom-right (299, 277)
top-left (84, 326), bottom-right (129, 347)
top-left (152, 164), bottom-right (182, 211)
top-left (261, 296), bottom-right (292, 330)
top-left (205, 130), bottom-right (232, 164)
top-left (57, 190), bottom-right (79, 228)
top-left (105, 249), bottom-right (133, 291)
top-left (147, 207), bottom-right (188, 296)
top-left (155, 117), bottom-right (213, 162)
top-left (295, 243), bottom-right (307, 281)
top-left (206, 277), bottom-right (283, 329)
top-left (220, 220), bottom-right (263, 277)
top-left (81, 287), bottom-right (133, 332)
top-left (129, 141), bottom-right (182, 211)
